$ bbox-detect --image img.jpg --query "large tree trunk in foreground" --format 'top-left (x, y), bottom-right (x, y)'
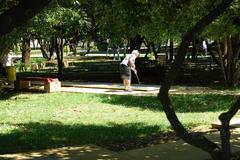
top-left (0, 0), bottom-right (51, 37)
top-left (219, 98), bottom-right (240, 160)
top-left (158, 0), bottom-right (234, 160)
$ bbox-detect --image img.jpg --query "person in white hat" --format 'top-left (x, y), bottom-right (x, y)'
top-left (119, 50), bottom-right (140, 91)
top-left (0, 52), bottom-right (13, 76)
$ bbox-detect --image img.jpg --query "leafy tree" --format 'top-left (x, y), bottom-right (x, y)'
top-left (158, 0), bottom-right (236, 159)
top-left (201, 0), bottom-right (240, 87)
top-left (33, 0), bottom-right (87, 77)
top-left (96, 0), bottom-right (149, 51)
top-left (0, 0), bottom-right (52, 37)
top-left (1, 1), bottom-right (240, 160)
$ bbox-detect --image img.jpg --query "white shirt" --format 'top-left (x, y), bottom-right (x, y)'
top-left (120, 54), bottom-right (137, 67)
top-left (202, 41), bottom-right (207, 49)
top-left (1, 53), bottom-right (13, 67)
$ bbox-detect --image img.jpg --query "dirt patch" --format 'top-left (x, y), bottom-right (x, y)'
top-left (102, 126), bottom-right (219, 152)
top-left (102, 132), bottom-right (179, 152)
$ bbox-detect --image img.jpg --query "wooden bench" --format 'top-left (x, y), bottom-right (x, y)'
top-left (43, 59), bottom-right (69, 68)
top-left (16, 77), bottom-right (61, 93)
top-left (211, 119), bottom-right (240, 129)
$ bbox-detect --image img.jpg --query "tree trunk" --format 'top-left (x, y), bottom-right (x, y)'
top-left (158, 0), bottom-right (234, 160)
top-left (38, 39), bottom-right (49, 59)
top-left (232, 46), bottom-right (240, 85)
top-left (69, 43), bottom-right (77, 56)
top-left (206, 40), bottom-right (221, 66)
top-left (129, 35), bottom-right (144, 52)
top-left (55, 38), bottom-right (63, 79)
top-left (86, 41), bottom-right (91, 55)
top-left (219, 98), bottom-right (240, 160)
top-left (227, 36), bottom-right (236, 87)
top-left (165, 39), bottom-right (169, 62)
top-left (226, 37), bottom-right (233, 86)
top-left (150, 42), bottom-right (158, 62)
top-left (21, 38), bottom-right (31, 65)
top-left (169, 39), bottom-right (174, 62)
top-left (217, 41), bottom-right (228, 86)
top-left (191, 36), bottom-right (197, 61)
top-left (49, 38), bottom-right (55, 60)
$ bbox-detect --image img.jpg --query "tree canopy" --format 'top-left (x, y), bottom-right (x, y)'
top-left (0, 1), bottom-right (240, 160)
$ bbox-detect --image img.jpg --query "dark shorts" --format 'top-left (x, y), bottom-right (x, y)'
top-left (119, 64), bottom-right (131, 80)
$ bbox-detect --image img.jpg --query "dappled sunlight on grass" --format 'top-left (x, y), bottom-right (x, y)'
top-left (171, 94), bottom-right (237, 112)
top-left (0, 92), bottom-right (239, 153)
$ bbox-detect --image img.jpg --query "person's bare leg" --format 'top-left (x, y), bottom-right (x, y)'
top-left (123, 79), bottom-right (128, 90)
top-left (127, 79), bottom-right (132, 91)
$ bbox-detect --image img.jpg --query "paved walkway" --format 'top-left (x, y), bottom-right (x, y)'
top-left (1, 133), bottom-right (240, 160)
top-left (60, 81), bottom-right (240, 96)
top-left (61, 82), bottom-right (160, 96)
top-left (1, 82), bottom-right (240, 160)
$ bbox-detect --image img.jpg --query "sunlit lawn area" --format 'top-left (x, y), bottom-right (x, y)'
top-left (0, 92), bottom-right (238, 153)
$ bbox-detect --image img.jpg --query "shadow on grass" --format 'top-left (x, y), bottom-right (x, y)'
top-left (0, 89), bottom-right (45, 101)
top-left (0, 89), bottom-right (21, 100)
top-left (96, 94), bottom-right (237, 112)
top-left (0, 121), bottom-right (165, 154)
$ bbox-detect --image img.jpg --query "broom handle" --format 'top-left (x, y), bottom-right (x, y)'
top-left (134, 71), bottom-right (141, 84)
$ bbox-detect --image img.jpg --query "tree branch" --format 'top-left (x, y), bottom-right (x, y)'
top-left (158, 0), bottom-right (234, 159)
top-left (219, 98), bottom-right (240, 160)
top-left (0, 0), bottom-right (52, 37)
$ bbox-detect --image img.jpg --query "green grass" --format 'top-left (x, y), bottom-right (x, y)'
top-left (0, 92), bottom-right (238, 153)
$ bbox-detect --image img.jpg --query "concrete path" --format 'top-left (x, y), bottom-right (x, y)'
top-left (61, 82), bottom-right (160, 96)
top-left (1, 132), bottom-right (240, 160)
top-left (60, 81), bottom-right (240, 96)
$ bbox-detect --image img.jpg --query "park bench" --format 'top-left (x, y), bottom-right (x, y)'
top-left (211, 119), bottom-right (240, 129)
top-left (16, 77), bottom-right (61, 93)
top-left (43, 59), bottom-right (69, 68)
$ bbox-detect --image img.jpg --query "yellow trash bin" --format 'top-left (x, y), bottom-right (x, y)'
top-left (6, 66), bottom-right (16, 82)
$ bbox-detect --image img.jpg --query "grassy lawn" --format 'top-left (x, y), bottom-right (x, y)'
top-left (0, 92), bottom-right (238, 153)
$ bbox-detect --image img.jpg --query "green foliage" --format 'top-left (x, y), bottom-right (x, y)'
top-left (63, 45), bottom-right (70, 52)
top-left (15, 60), bottom-right (30, 72)
top-left (0, 0), bottom-right (18, 14)
top-left (1, 0), bottom-right (239, 65)
top-left (147, 52), bottom-right (156, 61)
top-left (28, 1), bottom-right (87, 40)
top-left (12, 44), bottom-right (21, 54)
top-left (0, 29), bottom-right (21, 55)
top-left (202, 0), bottom-right (240, 40)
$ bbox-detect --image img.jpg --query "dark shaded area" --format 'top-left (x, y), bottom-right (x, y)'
top-left (16, 57), bottom-right (224, 87)
top-left (0, 89), bottom-right (19, 100)
top-left (0, 122), bottom-right (166, 154)
top-left (0, 0), bottom-right (51, 37)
